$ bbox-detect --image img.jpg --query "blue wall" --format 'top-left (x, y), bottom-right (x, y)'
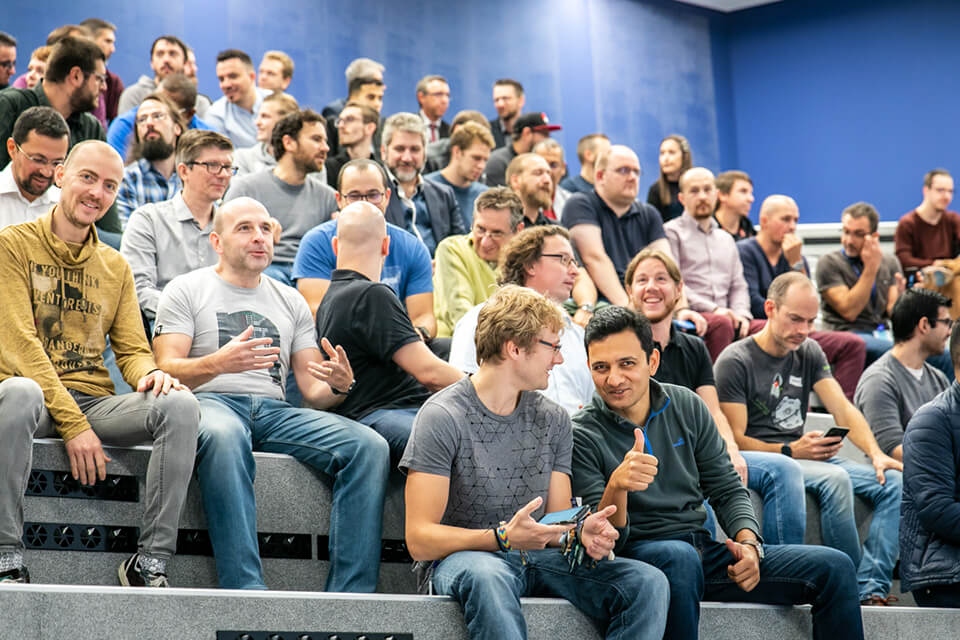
top-left (4, 0), bottom-right (723, 194)
top-left (725, 0), bottom-right (960, 222)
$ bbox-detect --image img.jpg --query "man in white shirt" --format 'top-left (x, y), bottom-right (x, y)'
top-left (0, 106), bottom-right (68, 229)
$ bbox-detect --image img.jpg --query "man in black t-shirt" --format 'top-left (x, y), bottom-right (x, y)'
top-left (315, 201), bottom-right (464, 459)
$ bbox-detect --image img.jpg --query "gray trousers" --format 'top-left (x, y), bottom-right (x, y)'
top-left (0, 377), bottom-right (199, 560)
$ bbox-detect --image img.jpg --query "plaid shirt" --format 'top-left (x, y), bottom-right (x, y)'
top-left (116, 158), bottom-right (182, 228)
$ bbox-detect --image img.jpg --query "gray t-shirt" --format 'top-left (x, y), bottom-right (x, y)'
top-left (854, 350), bottom-right (949, 455)
top-left (399, 377), bottom-right (573, 529)
top-left (816, 250), bottom-right (903, 332)
top-left (715, 337), bottom-right (833, 443)
top-left (223, 169), bottom-right (338, 264)
top-left (154, 266), bottom-right (316, 399)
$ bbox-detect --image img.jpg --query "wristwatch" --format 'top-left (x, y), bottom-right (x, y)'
top-left (740, 539), bottom-right (765, 561)
top-left (791, 260), bottom-right (805, 272)
top-left (579, 303), bottom-right (595, 314)
top-left (780, 443), bottom-right (793, 458)
top-left (331, 379), bottom-right (356, 396)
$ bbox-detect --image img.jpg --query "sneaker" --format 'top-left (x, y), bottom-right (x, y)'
top-left (118, 553), bottom-right (168, 588)
top-left (0, 567), bottom-right (30, 584)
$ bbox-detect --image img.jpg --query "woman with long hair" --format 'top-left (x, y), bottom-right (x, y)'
top-left (647, 134), bottom-right (692, 223)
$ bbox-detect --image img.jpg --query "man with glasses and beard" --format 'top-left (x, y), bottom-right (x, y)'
top-left (224, 109), bottom-right (337, 286)
top-left (0, 107), bottom-right (68, 228)
top-left (0, 36), bottom-right (106, 170)
top-left (113, 93), bottom-right (184, 227)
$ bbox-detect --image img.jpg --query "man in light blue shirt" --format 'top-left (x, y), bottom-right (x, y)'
top-left (206, 49), bottom-right (269, 149)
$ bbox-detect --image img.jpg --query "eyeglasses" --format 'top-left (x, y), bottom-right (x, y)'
top-left (186, 161), bottom-right (239, 176)
top-left (541, 253), bottom-right (577, 268)
top-left (473, 224), bottom-right (508, 240)
top-left (342, 191), bottom-right (385, 204)
top-left (537, 339), bottom-right (562, 354)
top-left (335, 115), bottom-right (360, 127)
top-left (611, 166), bottom-right (642, 177)
top-left (0, 60), bottom-right (14, 70)
top-left (136, 111), bottom-right (169, 125)
top-left (14, 142), bottom-right (64, 169)
top-left (424, 91), bottom-right (450, 99)
top-left (935, 318), bottom-right (954, 329)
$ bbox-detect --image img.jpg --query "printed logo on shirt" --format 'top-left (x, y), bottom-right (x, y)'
top-left (789, 375), bottom-right (803, 388)
top-left (672, 437), bottom-right (686, 447)
top-left (772, 396), bottom-right (804, 431)
top-left (770, 373), bottom-right (783, 400)
top-left (217, 310), bottom-right (282, 386)
top-left (30, 261), bottom-right (103, 373)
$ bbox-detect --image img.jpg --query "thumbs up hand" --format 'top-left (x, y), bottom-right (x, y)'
top-left (611, 428), bottom-right (659, 492)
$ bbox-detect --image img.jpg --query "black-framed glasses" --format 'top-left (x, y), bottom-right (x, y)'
top-left (541, 253), bottom-right (576, 268)
top-left (935, 318), bottom-right (954, 329)
top-left (186, 161), bottom-right (239, 176)
top-left (14, 142), bottom-right (64, 169)
top-left (537, 339), bottom-right (562, 354)
top-left (341, 191), bottom-right (385, 204)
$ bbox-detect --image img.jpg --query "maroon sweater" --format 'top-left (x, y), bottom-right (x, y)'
top-left (894, 209), bottom-right (960, 269)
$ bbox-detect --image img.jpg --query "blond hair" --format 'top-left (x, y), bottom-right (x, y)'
top-left (475, 285), bottom-right (563, 364)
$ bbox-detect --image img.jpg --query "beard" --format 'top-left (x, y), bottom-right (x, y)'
top-left (16, 169), bottom-right (54, 197)
top-left (136, 138), bottom-right (176, 162)
top-left (526, 186), bottom-right (553, 210)
top-left (69, 85), bottom-right (99, 113)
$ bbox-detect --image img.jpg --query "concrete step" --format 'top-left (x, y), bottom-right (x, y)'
top-left (0, 584), bottom-right (951, 640)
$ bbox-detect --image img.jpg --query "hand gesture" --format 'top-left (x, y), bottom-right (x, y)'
top-left (725, 538), bottom-right (760, 591)
top-left (64, 429), bottom-right (111, 486)
top-left (871, 452), bottom-right (903, 484)
top-left (730, 449), bottom-right (749, 486)
top-left (860, 235), bottom-right (882, 272)
top-left (307, 337), bottom-right (355, 393)
top-left (676, 308), bottom-right (707, 336)
top-left (136, 370), bottom-right (187, 396)
top-left (580, 505), bottom-right (620, 561)
top-left (789, 431), bottom-right (843, 461)
top-left (893, 272), bottom-right (907, 295)
top-left (611, 429), bottom-right (659, 492)
top-left (782, 233), bottom-right (804, 267)
top-left (503, 496), bottom-right (575, 551)
top-left (215, 325), bottom-right (280, 373)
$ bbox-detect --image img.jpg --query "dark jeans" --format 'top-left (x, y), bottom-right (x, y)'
top-left (621, 531), bottom-right (864, 640)
top-left (914, 582), bottom-right (960, 607)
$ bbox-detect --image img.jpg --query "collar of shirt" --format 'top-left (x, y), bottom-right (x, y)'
top-left (385, 167), bottom-right (423, 200)
top-left (678, 211), bottom-right (718, 234)
top-left (0, 163), bottom-right (59, 205)
top-left (419, 110), bottom-right (441, 129)
top-left (171, 190), bottom-right (214, 227)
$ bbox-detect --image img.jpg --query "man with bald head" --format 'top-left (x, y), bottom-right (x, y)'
top-left (564, 145), bottom-right (671, 308)
top-left (736, 195), bottom-right (868, 398)
top-left (315, 201), bottom-right (464, 460)
top-left (153, 196), bottom-right (390, 591)
top-left (0, 140), bottom-right (199, 587)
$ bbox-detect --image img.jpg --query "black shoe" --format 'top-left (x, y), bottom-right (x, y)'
top-left (0, 566), bottom-right (30, 584)
top-left (118, 553), bottom-right (168, 588)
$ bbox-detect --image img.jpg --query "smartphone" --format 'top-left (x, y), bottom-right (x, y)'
top-left (822, 427), bottom-right (849, 440)
top-left (539, 505), bottom-right (590, 526)
top-left (674, 319), bottom-right (697, 334)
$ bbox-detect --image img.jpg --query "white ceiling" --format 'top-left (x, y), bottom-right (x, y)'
top-left (671, 0), bottom-right (782, 12)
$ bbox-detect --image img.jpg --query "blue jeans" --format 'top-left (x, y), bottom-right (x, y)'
top-left (360, 407), bottom-right (419, 462)
top-left (621, 531), bottom-right (863, 640)
top-left (431, 549), bottom-right (669, 640)
top-left (853, 331), bottom-right (954, 381)
top-left (796, 456), bottom-right (902, 599)
top-left (264, 262), bottom-right (294, 287)
top-left (742, 451), bottom-right (806, 545)
top-left (194, 393), bottom-right (390, 591)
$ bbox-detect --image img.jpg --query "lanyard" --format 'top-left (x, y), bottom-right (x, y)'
top-left (841, 249), bottom-right (877, 302)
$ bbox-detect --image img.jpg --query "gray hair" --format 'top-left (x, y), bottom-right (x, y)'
top-left (382, 112), bottom-right (427, 148)
top-left (345, 57), bottom-right (384, 83)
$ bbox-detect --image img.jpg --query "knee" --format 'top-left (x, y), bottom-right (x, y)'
top-left (0, 377), bottom-right (45, 434)
top-left (197, 415), bottom-right (249, 459)
top-left (657, 541), bottom-right (703, 586)
top-left (880, 469), bottom-right (902, 500)
top-left (815, 464), bottom-right (853, 496)
top-left (348, 420), bottom-right (391, 469)
top-left (153, 390), bottom-right (200, 436)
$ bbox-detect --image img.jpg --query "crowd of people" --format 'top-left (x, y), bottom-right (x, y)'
top-left (2, 19), bottom-right (960, 640)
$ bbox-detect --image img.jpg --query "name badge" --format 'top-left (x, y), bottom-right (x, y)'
top-left (789, 375), bottom-right (803, 387)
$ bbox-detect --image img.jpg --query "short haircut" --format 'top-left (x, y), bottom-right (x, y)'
top-left (891, 288), bottom-right (951, 344)
top-left (924, 168), bottom-right (952, 188)
top-left (264, 91), bottom-right (300, 114)
top-left (343, 102), bottom-right (379, 125)
top-left (0, 32), bottom-right (16, 48)
top-left (715, 170), bottom-right (752, 195)
top-left (46, 25), bottom-right (91, 46)
top-left (584, 306), bottom-right (655, 358)
top-left (337, 158), bottom-right (390, 193)
top-left (576, 133), bottom-right (609, 164)
top-left (841, 201), bottom-right (879, 233)
top-left (45, 36), bottom-right (105, 84)
top-left (493, 78), bottom-right (524, 96)
top-left (271, 109), bottom-right (325, 160)
top-left (261, 50), bottom-right (294, 79)
top-left (345, 57), bottom-right (384, 84)
top-left (176, 129), bottom-right (233, 166)
top-left (416, 74), bottom-right (448, 96)
top-left (451, 110), bottom-right (490, 130)
top-left (134, 93), bottom-right (186, 144)
top-left (655, 134), bottom-right (692, 206)
top-left (348, 75), bottom-right (384, 98)
top-left (498, 224), bottom-right (569, 287)
top-left (474, 186), bottom-right (524, 232)
top-left (150, 35), bottom-right (188, 60)
top-left (766, 271), bottom-right (814, 306)
top-left (950, 320), bottom-right (960, 373)
top-left (382, 112), bottom-right (426, 149)
top-left (450, 121), bottom-right (495, 152)
top-left (30, 45), bottom-right (53, 63)
top-left (505, 152), bottom-right (541, 185)
top-left (623, 248), bottom-right (682, 291)
top-left (159, 73), bottom-right (197, 112)
top-left (12, 106), bottom-right (69, 145)
top-left (533, 138), bottom-right (563, 156)
top-left (475, 284), bottom-right (563, 364)
top-left (80, 18), bottom-right (116, 35)
top-left (216, 48), bottom-right (253, 69)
